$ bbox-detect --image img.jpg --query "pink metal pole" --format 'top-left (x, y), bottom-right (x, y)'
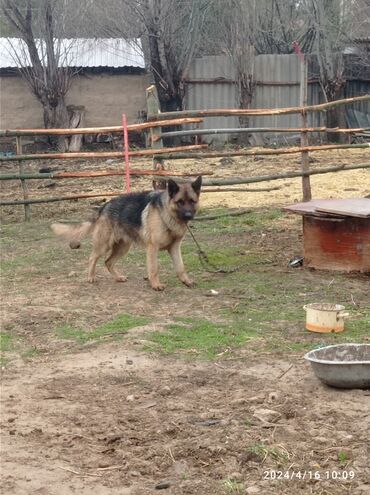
top-left (122, 113), bottom-right (131, 193)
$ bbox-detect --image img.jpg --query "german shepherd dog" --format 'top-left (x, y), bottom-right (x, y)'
top-left (51, 177), bottom-right (202, 290)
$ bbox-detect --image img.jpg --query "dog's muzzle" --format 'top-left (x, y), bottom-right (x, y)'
top-left (182, 211), bottom-right (194, 221)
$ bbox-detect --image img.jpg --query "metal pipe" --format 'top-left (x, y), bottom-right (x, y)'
top-left (158, 143), bottom-right (370, 160)
top-left (156, 126), bottom-right (370, 140)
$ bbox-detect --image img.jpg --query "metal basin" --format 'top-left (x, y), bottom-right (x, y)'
top-left (304, 344), bottom-right (370, 389)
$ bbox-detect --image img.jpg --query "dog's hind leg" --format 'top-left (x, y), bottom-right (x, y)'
top-left (87, 219), bottom-right (112, 283)
top-left (105, 241), bottom-right (131, 282)
top-left (88, 248), bottom-right (107, 283)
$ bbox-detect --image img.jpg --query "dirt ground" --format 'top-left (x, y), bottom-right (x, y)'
top-left (2, 341), bottom-right (370, 495)
top-left (1, 148), bottom-right (370, 494)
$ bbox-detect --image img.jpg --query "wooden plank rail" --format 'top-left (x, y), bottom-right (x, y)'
top-left (0, 117), bottom-right (204, 137)
top-left (0, 170), bottom-right (214, 180)
top-left (185, 163), bottom-right (370, 186)
top-left (0, 144), bottom-right (208, 162)
top-left (1, 163), bottom-right (369, 207)
top-left (147, 94), bottom-right (370, 120)
top-left (1, 143), bottom-right (368, 163)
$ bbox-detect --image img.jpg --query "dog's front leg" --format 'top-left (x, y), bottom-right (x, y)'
top-left (146, 243), bottom-right (165, 291)
top-left (169, 241), bottom-right (194, 287)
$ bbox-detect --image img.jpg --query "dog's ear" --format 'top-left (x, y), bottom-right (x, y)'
top-left (167, 179), bottom-right (180, 198)
top-left (191, 176), bottom-right (202, 195)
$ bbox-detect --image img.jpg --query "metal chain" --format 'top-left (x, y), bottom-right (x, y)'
top-left (186, 225), bottom-right (246, 274)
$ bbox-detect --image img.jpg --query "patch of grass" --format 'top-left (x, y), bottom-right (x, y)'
top-left (0, 356), bottom-right (10, 367)
top-left (0, 332), bottom-right (35, 367)
top-left (56, 325), bottom-right (88, 344)
top-left (338, 451), bottom-right (349, 464)
top-left (55, 314), bottom-right (150, 345)
top-left (1, 255), bottom-right (36, 274)
top-left (247, 443), bottom-right (291, 464)
top-left (244, 417), bottom-right (253, 428)
top-left (332, 315), bottom-right (370, 343)
top-left (0, 332), bottom-right (14, 352)
top-left (157, 244), bottom-right (258, 276)
top-left (197, 208), bottom-right (284, 235)
top-left (143, 317), bottom-right (256, 359)
top-left (218, 266), bottom-right (370, 353)
top-left (22, 347), bottom-right (43, 359)
top-left (285, 341), bottom-right (317, 352)
top-left (2, 212), bottom-right (369, 365)
top-left (222, 478), bottom-right (245, 494)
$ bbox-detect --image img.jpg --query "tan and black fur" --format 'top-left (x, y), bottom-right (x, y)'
top-left (51, 177), bottom-right (202, 290)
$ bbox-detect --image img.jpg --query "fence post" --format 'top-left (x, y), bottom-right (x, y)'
top-left (16, 136), bottom-right (31, 221)
top-left (146, 85), bottom-right (166, 190)
top-left (121, 113), bottom-right (131, 193)
top-left (299, 55), bottom-right (312, 201)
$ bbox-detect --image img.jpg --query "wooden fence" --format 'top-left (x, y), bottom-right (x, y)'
top-left (0, 93), bottom-right (369, 221)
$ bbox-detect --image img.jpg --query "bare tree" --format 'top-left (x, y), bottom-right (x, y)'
top-left (0, 0), bottom-right (86, 150)
top-left (212, 0), bottom-right (256, 142)
top-left (89, 0), bottom-right (213, 111)
top-left (299, 0), bottom-right (350, 140)
top-left (210, 0), bottom-right (312, 143)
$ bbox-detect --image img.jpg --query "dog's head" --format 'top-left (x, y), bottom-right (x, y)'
top-left (167, 176), bottom-right (202, 222)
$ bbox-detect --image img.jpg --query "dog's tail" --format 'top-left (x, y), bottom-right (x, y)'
top-left (51, 220), bottom-right (95, 249)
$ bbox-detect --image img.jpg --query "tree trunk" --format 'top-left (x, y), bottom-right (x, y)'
top-left (43, 99), bottom-right (70, 152)
top-left (161, 96), bottom-right (183, 146)
top-left (238, 81), bottom-right (254, 145)
top-left (147, 27), bottom-right (184, 113)
top-left (325, 79), bottom-right (346, 143)
top-left (162, 94), bottom-right (183, 112)
top-left (68, 105), bottom-right (85, 152)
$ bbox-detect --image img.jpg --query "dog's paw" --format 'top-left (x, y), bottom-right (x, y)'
top-left (183, 278), bottom-right (195, 288)
top-left (115, 276), bottom-right (128, 283)
top-left (87, 277), bottom-right (96, 283)
top-left (151, 283), bottom-right (165, 291)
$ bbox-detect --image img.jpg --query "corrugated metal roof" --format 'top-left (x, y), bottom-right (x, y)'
top-left (0, 38), bottom-right (145, 69)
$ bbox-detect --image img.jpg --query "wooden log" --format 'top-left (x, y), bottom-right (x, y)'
top-left (0, 170), bottom-right (214, 180)
top-left (147, 94), bottom-right (370, 120)
top-left (300, 56), bottom-right (311, 201)
top-left (0, 192), bottom-right (123, 205)
top-left (16, 137), bottom-right (31, 221)
top-left (171, 163), bottom-right (370, 186)
top-left (122, 113), bottom-right (131, 192)
top-left (68, 105), bottom-right (85, 152)
top-left (0, 117), bottom-right (204, 137)
top-left (146, 85), bottom-right (166, 190)
top-left (202, 186), bottom-right (281, 192)
top-left (0, 144), bottom-right (208, 162)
